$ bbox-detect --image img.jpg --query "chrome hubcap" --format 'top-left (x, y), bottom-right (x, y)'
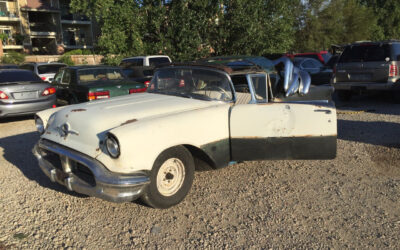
top-left (156, 158), bottom-right (185, 196)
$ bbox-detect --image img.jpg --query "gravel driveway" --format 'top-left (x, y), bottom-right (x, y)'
top-left (1, 95), bottom-right (399, 249)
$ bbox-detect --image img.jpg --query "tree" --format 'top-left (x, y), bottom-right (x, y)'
top-left (361, 0), bottom-right (400, 40)
top-left (294, 0), bottom-right (381, 52)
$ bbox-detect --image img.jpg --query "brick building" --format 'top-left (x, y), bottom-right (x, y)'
top-left (0, 0), bottom-right (96, 55)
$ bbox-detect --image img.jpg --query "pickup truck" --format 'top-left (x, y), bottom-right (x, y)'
top-left (119, 55), bottom-right (171, 86)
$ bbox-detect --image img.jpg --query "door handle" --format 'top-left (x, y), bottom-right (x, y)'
top-left (314, 109), bottom-right (332, 114)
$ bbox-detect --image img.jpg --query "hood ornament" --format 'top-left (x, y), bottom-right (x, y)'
top-left (58, 123), bottom-right (79, 139)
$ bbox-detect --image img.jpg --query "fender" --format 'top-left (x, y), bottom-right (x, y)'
top-left (96, 103), bottom-right (231, 173)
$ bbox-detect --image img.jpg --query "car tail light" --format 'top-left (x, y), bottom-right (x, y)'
top-left (0, 91), bottom-right (9, 100)
top-left (41, 77), bottom-right (47, 81)
top-left (144, 80), bottom-right (151, 87)
top-left (41, 87), bottom-right (56, 96)
top-left (389, 64), bottom-right (398, 77)
top-left (88, 91), bottom-right (110, 100)
top-left (129, 87), bottom-right (147, 94)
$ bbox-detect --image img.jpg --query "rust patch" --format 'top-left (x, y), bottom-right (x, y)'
top-left (46, 131), bottom-right (51, 135)
top-left (121, 119), bottom-right (138, 126)
top-left (71, 109), bottom-right (87, 112)
top-left (96, 148), bottom-right (100, 152)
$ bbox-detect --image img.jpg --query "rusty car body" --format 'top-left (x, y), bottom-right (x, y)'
top-left (32, 60), bottom-right (337, 208)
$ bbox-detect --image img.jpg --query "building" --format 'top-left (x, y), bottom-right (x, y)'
top-left (0, 0), bottom-right (95, 55)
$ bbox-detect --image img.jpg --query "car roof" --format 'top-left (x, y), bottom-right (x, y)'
top-left (67, 65), bottom-right (121, 70)
top-left (22, 62), bottom-right (67, 66)
top-left (0, 69), bottom-right (35, 72)
top-left (158, 61), bottom-right (265, 75)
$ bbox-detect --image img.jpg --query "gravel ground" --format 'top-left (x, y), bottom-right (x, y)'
top-left (1, 95), bottom-right (400, 249)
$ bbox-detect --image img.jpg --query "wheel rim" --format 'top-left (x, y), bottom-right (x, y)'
top-left (156, 158), bottom-right (185, 197)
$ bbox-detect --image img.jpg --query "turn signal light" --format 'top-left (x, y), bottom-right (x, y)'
top-left (88, 91), bottom-right (110, 100)
top-left (144, 80), bottom-right (151, 87)
top-left (129, 87), bottom-right (147, 94)
top-left (0, 91), bottom-right (9, 100)
top-left (41, 87), bottom-right (56, 96)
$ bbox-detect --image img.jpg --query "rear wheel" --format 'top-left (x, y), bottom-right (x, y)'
top-left (336, 90), bottom-right (352, 102)
top-left (141, 146), bottom-right (194, 209)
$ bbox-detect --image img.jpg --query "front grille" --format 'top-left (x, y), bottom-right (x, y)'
top-left (41, 147), bottom-right (96, 187)
top-left (41, 149), bottom-right (62, 170)
top-left (72, 163), bottom-right (96, 187)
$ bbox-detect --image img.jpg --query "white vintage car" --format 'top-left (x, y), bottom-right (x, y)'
top-left (33, 60), bottom-right (337, 208)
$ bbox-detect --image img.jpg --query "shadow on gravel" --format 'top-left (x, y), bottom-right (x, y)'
top-left (335, 93), bottom-right (400, 116)
top-left (338, 119), bottom-right (400, 149)
top-left (0, 131), bottom-right (87, 198)
top-left (0, 115), bottom-right (34, 123)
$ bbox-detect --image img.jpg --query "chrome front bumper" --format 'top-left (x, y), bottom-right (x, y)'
top-left (33, 139), bottom-right (150, 203)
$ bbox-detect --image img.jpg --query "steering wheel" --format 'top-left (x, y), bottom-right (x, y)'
top-left (203, 85), bottom-right (231, 100)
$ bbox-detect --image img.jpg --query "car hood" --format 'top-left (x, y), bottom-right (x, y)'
top-left (41, 93), bottom-right (219, 158)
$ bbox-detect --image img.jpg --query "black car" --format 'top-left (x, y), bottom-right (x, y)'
top-left (332, 40), bottom-right (400, 101)
top-left (293, 57), bottom-right (333, 85)
top-left (51, 65), bottom-right (147, 105)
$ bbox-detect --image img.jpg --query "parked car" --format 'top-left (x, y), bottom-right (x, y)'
top-left (33, 61), bottom-right (336, 208)
top-left (19, 62), bottom-right (67, 83)
top-left (51, 65), bottom-right (147, 105)
top-left (0, 64), bottom-right (19, 69)
top-left (119, 55), bottom-right (171, 87)
top-left (286, 51), bottom-right (332, 65)
top-left (332, 40), bottom-right (400, 101)
top-left (293, 57), bottom-right (333, 85)
top-left (0, 69), bottom-right (56, 118)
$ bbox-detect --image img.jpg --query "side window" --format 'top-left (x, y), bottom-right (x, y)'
top-left (61, 70), bottom-right (71, 84)
top-left (302, 60), bottom-right (315, 69)
top-left (249, 75), bottom-right (267, 102)
top-left (149, 57), bottom-right (171, 67)
top-left (19, 64), bottom-right (34, 71)
top-left (53, 70), bottom-right (64, 84)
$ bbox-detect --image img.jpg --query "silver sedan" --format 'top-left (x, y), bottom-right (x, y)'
top-left (0, 69), bottom-right (56, 118)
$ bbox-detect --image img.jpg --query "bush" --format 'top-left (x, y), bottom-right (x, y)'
top-left (58, 49), bottom-right (93, 66)
top-left (101, 54), bottom-right (123, 66)
top-left (1, 51), bottom-right (26, 65)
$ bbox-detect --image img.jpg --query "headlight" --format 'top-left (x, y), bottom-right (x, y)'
top-left (105, 134), bottom-right (120, 158)
top-left (35, 116), bottom-right (45, 134)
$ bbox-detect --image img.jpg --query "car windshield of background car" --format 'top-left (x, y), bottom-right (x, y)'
top-left (148, 68), bottom-right (233, 102)
top-left (38, 65), bottom-right (66, 74)
top-left (0, 71), bottom-right (42, 83)
top-left (78, 68), bottom-right (125, 83)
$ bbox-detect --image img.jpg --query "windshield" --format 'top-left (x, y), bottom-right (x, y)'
top-left (38, 64), bottom-right (65, 74)
top-left (78, 68), bottom-right (125, 83)
top-left (148, 68), bottom-right (233, 102)
top-left (0, 70), bottom-right (42, 83)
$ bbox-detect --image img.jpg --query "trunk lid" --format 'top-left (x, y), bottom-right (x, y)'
top-left (0, 82), bottom-right (51, 103)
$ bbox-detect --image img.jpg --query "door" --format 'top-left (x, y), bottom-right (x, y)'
top-left (230, 102), bottom-right (337, 161)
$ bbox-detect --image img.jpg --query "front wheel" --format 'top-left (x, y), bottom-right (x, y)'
top-left (141, 146), bottom-right (194, 209)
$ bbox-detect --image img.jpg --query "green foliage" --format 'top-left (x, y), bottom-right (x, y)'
top-left (68, 0), bottom-right (400, 58)
top-left (361, 0), bottom-right (400, 40)
top-left (101, 54), bottom-right (124, 66)
top-left (294, 0), bottom-right (381, 52)
top-left (58, 49), bottom-right (93, 66)
top-left (1, 51), bottom-right (26, 65)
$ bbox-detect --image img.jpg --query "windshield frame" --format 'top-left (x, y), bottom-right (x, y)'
top-left (148, 66), bottom-right (237, 103)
